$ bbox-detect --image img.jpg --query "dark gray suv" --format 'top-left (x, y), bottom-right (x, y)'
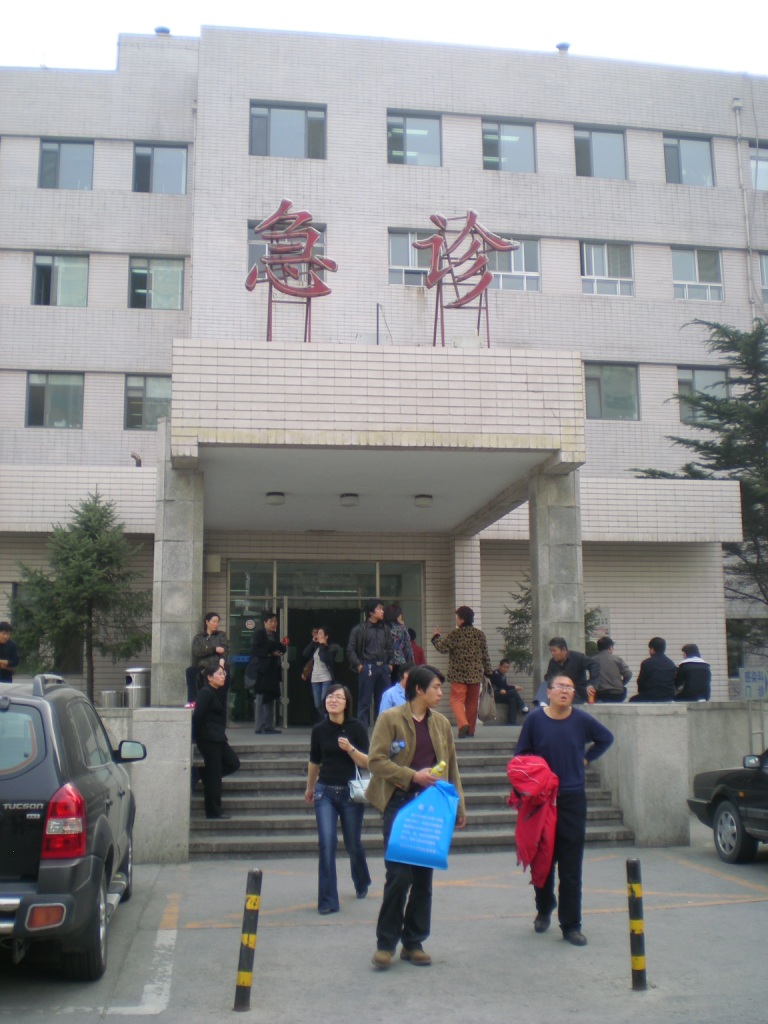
top-left (0, 676), bottom-right (146, 980)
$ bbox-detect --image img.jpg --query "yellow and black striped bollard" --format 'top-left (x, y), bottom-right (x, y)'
top-left (626, 858), bottom-right (647, 991)
top-left (234, 869), bottom-right (262, 1012)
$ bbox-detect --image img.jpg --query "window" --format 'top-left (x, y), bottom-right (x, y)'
top-left (664, 136), bottom-right (713, 186)
top-left (482, 122), bottom-right (535, 172)
top-left (585, 364), bottom-right (639, 420)
top-left (581, 242), bottom-right (633, 296)
top-left (249, 103), bottom-right (325, 158)
top-left (760, 254), bottom-right (768, 304)
top-left (125, 375), bottom-right (171, 430)
top-left (129, 258), bottom-right (184, 309)
top-left (574, 129), bottom-right (626, 179)
top-left (751, 145), bottom-right (768, 190)
top-left (39, 140), bottom-right (93, 189)
top-left (247, 221), bottom-right (327, 285)
top-left (672, 248), bottom-right (722, 300)
top-left (677, 367), bottom-right (728, 424)
top-left (487, 238), bottom-right (540, 291)
top-left (388, 230), bottom-right (433, 285)
top-left (32, 254), bottom-right (88, 307)
top-left (133, 145), bottom-right (187, 194)
top-left (387, 113), bottom-right (441, 167)
top-left (27, 372), bottom-right (83, 428)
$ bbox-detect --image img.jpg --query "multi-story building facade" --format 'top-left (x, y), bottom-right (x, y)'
top-left (1, 27), bottom-right (763, 717)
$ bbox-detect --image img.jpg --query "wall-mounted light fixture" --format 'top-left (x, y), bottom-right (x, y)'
top-left (265, 492), bottom-right (286, 506)
top-left (414, 494), bottom-right (433, 508)
top-left (339, 493), bottom-right (359, 507)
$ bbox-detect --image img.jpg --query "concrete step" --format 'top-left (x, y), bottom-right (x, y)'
top-left (189, 821), bottom-right (635, 859)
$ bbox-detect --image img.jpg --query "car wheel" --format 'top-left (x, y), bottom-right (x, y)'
top-left (119, 833), bottom-right (133, 903)
top-left (60, 868), bottom-right (108, 981)
top-left (713, 800), bottom-right (759, 864)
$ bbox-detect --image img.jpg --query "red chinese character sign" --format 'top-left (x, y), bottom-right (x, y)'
top-left (245, 198), bottom-right (337, 343)
top-left (413, 211), bottom-right (518, 347)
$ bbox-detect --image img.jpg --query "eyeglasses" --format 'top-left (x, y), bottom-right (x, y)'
top-left (550, 684), bottom-right (575, 692)
top-left (325, 693), bottom-right (346, 702)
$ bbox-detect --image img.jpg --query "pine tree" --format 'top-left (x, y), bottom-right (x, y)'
top-left (10, 493), bottom-right (151, 702)
top-left (637, 318), bottom-right (768, 652)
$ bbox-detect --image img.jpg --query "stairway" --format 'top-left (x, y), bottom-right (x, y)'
top-left (189, 724), bottom-right (633, 859)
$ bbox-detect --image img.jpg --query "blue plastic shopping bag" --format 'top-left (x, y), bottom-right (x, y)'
top-left (385, 781), bottom-right (460, 870)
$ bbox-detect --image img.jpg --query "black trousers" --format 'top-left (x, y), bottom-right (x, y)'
top-left (196, 740), bottom-right (240, 818)
top-left (534, 789), bottom-right (587, 933)
top-left (375, 790), bottom-right (432, 953)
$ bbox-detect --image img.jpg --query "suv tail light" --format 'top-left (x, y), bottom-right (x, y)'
top-left (41, 783), bottom-right (86, 859)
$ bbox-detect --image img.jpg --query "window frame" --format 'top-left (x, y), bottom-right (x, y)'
top-left (26, 371), bottom-right (84, 429)
top-left (388, 229), bottom-right (434, 285)
top-left (584, 363), bottom-right (640, 421)
top-left (574, 128), bottom-right (626, 180)
top-left (482, 121), bottom-right (535, 173)
top-left (248, 102), bottom-right (326, 159)
top-left (672, 248), bottom-right (723, 301)
top-left (124, 374), bottom-right (172, 430)
top-left (580, 241), bottom-right (634, 296)
top-left (387, 111), bottom-right (442, 167)
top-left (129, 257), bottom-right (185, 310)
top-left (38, 140), bottom-right (93, 190)
top-left (663, 135), bottom-right (714, 187)
top-left (133, 144), bottom-right (188, 194)
top-left (486, 237), bottom-right (541, 291)
top-left (760, 253), bottom-right (768, 305)
top-left (32, 253), bottom-right (89, 307)
top-left (677, 366), bottom-right (729, 424)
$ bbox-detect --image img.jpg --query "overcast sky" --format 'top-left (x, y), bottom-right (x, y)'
top-left (0, 0), bottom-right (764, 76)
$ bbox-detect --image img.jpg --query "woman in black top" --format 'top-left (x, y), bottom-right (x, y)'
top-left (305, 683), bottom-right (371, 914)
top-left (192, 664), bottom-right (240, 819)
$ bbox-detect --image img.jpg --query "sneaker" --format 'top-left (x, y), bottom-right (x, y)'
top-left (534, 913), bottom-right (551, 933)
top-left (522, 706), bottom-right (530, 713)
top-left (263, 727), bottom-right (282, 734)
top-left (371, 949), bottom-right (393, 970)
top-left (563, 930), bottom-right (588, 946)
top-left (184, 702), bottom-right (195, 709)
top-left (400, 947), bottom-right (432, 966)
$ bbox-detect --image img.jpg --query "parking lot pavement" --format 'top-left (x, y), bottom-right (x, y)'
top-left (2, 819), bottom-right (767, 1023)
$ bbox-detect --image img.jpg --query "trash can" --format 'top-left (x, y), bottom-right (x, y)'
top-left (101, 690), bottom-right (122, 709)
top-left (125, 666), bottom-right (151, 708)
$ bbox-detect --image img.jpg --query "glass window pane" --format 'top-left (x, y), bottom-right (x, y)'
top-left (133, 147), bottom-right (152, 192)
top-left (591, 131), bottom-right (625, 179)
top-left (405, 117), bottom-right (440, 167)
top-left (607, 244), bottom-right (631, 278)
top-left (499, 124), bottom-right (534, 172)
top-left (270, 107), bottom-right (307, 158)
top-left (39, 143), bottom-right (58, 188)
top-left (672, 250), bottom-right (696, 281)
top-left (503, 275), bottom-right (524, 290)
top-left (602, 365), bottom-right (638, 419)
top-left (27, 380), bottom-right (46, 425)
top-left (664, 140), bottom-right (681, 183)
top-left (574, 131), bottom-right (592, 176)
top-left (752, 153), bottom-right (768, 190)
top-left (58, 143), bottom-right (93, 190)
top-left (688, 284), bottom-right (709, 300)
top-left (130, 263), bottom-right (148, 308)
top-left (482, 123), bottom-right (500, 168)
top-left (696, 250), bottom-right (721, 283)
top-left (585, 376), bottom-right (602, 418)
top-left (596, 279), bottom-right (618, 295)
top-left (522, 241), bottom-right (539, 273)
top-left (679, 139), bottom-right (713, 186)
top-left (48, 374), bottom-right (83, 428)
top-left (389, 233), bottom-right (410, 266)
top-left (54, 256), bottom-right (88, 307)
top-left (387, 116), bottom-right (405, 163)
top-left (250, 108), bottom-right (268, 156)
top-left (306, 110), bottom-right (325, 159)
top-left (33, 260), bottom-right (52, 305)
top-left (149, 260), bottom-right (183, 309)
top-left (277, 562), bottom-right (376, 599)
top-left (151, 147), bottom-right (186, 194)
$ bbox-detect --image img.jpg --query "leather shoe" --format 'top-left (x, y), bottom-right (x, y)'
top-left (457, 725), bottom-right (470, 738)
top-left (534, 913), bottom-right (551, 933)
top-left (400, 947), bottom-right (432, 966)
top-left (318, 907), bottom-right (339, 916)
top-left (563, 930), bottom-right (588, 946)
top-left (371, 949), bottom-right (393, 970)
top-left (356, 887), bottom-right (369, 899)
top-left (264, 727), bottom-right (282, 734)
top-left (206, 813), bottom-right (231, 820)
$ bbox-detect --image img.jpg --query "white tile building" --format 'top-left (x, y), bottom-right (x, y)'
top-left (1, 27), bottom-right (763, 714)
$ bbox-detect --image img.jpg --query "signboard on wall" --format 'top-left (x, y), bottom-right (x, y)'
top-left (588, 610), bottom-right (611, 641)
top-left (736, 668), bottom-right (768, 700)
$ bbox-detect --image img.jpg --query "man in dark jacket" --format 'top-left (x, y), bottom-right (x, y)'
top-left (629, 637), bottom-right (676, 702)
top-left (248, 611), bottom-right (287, 734)
top-left (347, 600), bottom-right (394, 725)
top-left (0, 622), bottom-right (20, 682)
top-left (192, 664), bottom-right (240, 819)
top-left (543, 638), bottom-right (599, 705)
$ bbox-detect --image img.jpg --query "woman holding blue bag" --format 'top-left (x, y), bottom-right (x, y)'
top-left (366, 665), bottom-right (466, 970)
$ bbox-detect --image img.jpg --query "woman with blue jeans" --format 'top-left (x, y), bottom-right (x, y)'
top-left (305, 684), bottom-right (371, 915)
top-left (302, 627), bottom-right (340, 720)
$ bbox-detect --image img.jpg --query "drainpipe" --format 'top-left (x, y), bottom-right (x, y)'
top-left (732, 97), bottom-right (757, 320)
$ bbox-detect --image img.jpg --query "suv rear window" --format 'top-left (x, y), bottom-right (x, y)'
top-left (0, 705), bottom-right (46, 777)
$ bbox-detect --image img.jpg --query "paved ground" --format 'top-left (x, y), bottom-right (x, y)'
top-left (2, 820), bottom-right (766, 1023)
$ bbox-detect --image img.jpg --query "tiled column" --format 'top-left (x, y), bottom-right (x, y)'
top-left (528, 470), bottom-right (584, 689)
top-left (454, 535), bottom-right (482, 625)
top-left (151, 419), bottom-right (205, 706)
